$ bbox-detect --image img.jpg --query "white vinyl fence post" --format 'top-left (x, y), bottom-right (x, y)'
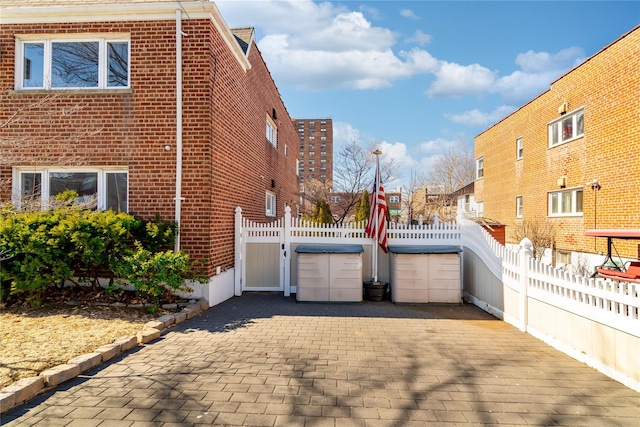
top-left (234, 206), bottom-right (243, 296)
top-left (284, 205), bottom-right (292, 297)
top-left (518, 237), bottom-right (533, 332)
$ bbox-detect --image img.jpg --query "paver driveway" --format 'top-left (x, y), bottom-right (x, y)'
top-left (3, 293), bottom-right (640, 426)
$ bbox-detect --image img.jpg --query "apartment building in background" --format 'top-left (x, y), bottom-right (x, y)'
top-left (474, 25), bottom-right (639, 267)
top-left (294, 118), bottom-right (333, 184)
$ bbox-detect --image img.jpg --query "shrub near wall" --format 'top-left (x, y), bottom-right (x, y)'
top-left (0, 207), bottom-right (195, 307)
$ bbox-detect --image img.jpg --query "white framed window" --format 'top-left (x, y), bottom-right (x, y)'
top-left (320, 152), bottom-right (326, 157)
top-left (266, 115), bottom-right (277, 147)
top-left (548, 188), bottom-right (583, 217)
top-left (330, 196), bottom-right (340, 203)
top-left (389, 195), bottom-right (400, 203)
top-left (477, 201), bottom-right (484, 217)
top-left (16, 36), bottom-right (129, 90)
top-left (308, 137), bottom-right (315, 141)
top-left (14, 167), bottom-right (128, 211)
top-left (475, 157), bottom-right (484, 179)
top-left (309, 121), bottom-right (315, 125)
top-left (548, 108), bottom-right (584, 147)
top-left (320, 137), bottom-right (326, 142)
top-left (308, 167), bottom-right (315, 172)
top-left (464, 194), bottom-right (471, 212)
top-left (320, 121), bottom-right (326, 125)
top-left (308, 159), bottom-right (315, 165)
top-left (320, 159), bottom-right (326, 164)
top-left (265, 191), bottom-right (276, 217)
top-left (308, 151), bottom-right (315, 156)
top-left (516, 196), bottom-right (523, 218)
top-left (516, 137), bottom-right (523, 160)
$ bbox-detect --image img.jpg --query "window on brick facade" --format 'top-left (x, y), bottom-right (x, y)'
top-left (516, 137), bottom-right (523, 160)
top-left (320, 152), bottom-right (326, 156)
top-left (475, 157), bottom-right (484, 179)
top-left (309, 121), bottom-right (315, 125)
top-left (516, 196), bottom-right (523, 218)
top-left (16, 37), bottom-right (129, 89)
top-left (548, 188), bottom-right (583, 216)
top-left (308, 159), bottom-right (315, 164)
top-left (548, 109), bottom-right (584, 147)
top-left (476, 201), bottom-right (484, 217)
top-left (330, 196), bottom-right (340, 203)
top-left (309, 152), bottom-right (315, 156)
top-left (266, 115), bottom-right (277, 147)
top-left (389, 195), bottom-right (400, 204)
top-left (15, 168), bottom-right (127, 211)
top-left (265, 191), bottom-right (276, 217)
top-left (320, 121), bottom-right (326, 125)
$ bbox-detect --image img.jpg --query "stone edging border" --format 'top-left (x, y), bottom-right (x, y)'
top-left (0, 298), bottom-right (210, 415)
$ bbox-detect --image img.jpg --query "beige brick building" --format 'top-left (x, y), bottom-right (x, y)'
top-left (474, 25), bottom-right (639, 264)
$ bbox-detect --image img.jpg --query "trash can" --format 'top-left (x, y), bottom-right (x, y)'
top-left (389, 245), bottom-right (462, 303)
top-left (295, 245), bottom-right (364, 302)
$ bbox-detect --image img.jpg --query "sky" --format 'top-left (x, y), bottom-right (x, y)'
top-left (215, 0), bottom-right (639, 190)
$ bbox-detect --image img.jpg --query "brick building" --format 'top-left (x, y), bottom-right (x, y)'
top-left (0, 0), bottom-right (300, 302)
top-left (294, 118), bottom-right (333, 184)
top-left (474, 25), bottom-right (639, 266)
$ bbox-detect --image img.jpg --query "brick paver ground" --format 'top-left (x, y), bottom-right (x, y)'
top-left (3, 293), bottom-right (640, 426)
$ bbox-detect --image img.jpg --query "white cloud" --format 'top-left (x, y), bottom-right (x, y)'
top-left (400, 9), bottom-right (420, 20)
top-left (444, 105), bottom-right (515, 127)
top-left (419, 138), bottom-right (457, 155)
top-left (217, 0), bottom-right (586, 103)
top-left (426, 62), bottom-right (496, 98)
top-left (405, 30), bottom-right (432, 45)
top-left (333, 122), bottom-right (362, 147)
top-left (515, 47), bottom-right (584, 73)
top-left (217, 0), bottom-right (426, 91)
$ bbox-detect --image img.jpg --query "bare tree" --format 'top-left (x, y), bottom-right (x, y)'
top-left (512, 219), bottom-right (556, 261)
top-left (300, 139), bottom-right (400, 224)
top-left (1, 93), bottom-right (101, 208)
top-left (428, 138), bottom-right (475, 194)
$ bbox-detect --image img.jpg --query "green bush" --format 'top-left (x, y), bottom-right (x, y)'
top-left (0, 208), bottom-right (194, 307)
top-left (112, 243), bottom-right (194, 305)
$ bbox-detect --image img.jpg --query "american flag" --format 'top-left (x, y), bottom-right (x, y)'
top-left (365, 161), bottom-right (388, 253)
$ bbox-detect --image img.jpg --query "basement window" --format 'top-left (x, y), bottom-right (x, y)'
top-left (14, 168), bottom-right (128, 212)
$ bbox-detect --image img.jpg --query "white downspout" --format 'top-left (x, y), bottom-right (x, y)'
top-left (174, 9), bottom-right (184, 252)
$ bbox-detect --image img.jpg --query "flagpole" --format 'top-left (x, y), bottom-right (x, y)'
top-left (372, 149), bottom-right (382, 283)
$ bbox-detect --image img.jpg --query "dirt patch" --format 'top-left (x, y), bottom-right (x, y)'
top-left (0, 286), bottom-right (179, 388)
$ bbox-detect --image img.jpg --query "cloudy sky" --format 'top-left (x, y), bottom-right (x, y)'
top-left (216, 0), bottom-right (639, 189)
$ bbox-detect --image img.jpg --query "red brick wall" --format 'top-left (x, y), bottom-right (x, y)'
top-left (0, 16), bottom-right (299, 275)
top-left (474, 27), bottom-right (640, 258)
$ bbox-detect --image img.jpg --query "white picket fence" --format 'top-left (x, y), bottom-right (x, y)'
top-left (234, 206), bottom-right (640, 391)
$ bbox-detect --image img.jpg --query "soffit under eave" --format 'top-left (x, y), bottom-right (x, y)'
top-left (0, 2), bottom-right (251, 72)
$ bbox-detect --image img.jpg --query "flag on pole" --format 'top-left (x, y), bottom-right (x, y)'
top-left (365, 159), bottom-right (388, 253)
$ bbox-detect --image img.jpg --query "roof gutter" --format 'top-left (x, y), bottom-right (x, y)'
top-left (174, 8), bottom-right (183, 252)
